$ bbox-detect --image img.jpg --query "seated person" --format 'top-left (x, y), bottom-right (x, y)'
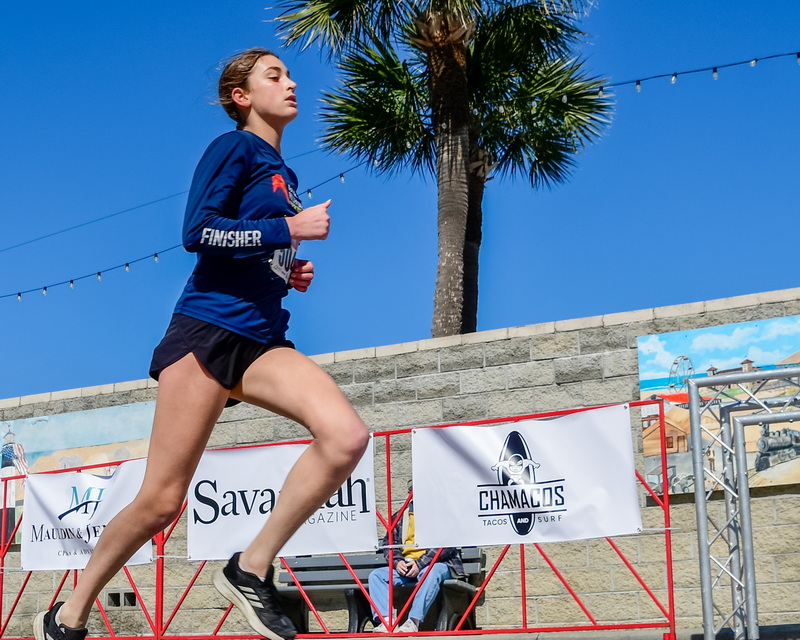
top-left (369, 489), bottom-right (464, 633)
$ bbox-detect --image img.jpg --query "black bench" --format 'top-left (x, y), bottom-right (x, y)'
top-left (277, 548), bottom-right (485, 633)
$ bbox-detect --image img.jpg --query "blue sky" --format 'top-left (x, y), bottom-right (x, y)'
top-left (1, 1), bottom-right (799, 400)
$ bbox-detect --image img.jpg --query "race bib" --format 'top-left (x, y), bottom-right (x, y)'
top-left (268, 241), bottom-right (298, 283)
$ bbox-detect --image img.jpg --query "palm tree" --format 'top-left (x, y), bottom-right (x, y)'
top-left (273, 0), bottom-right (609, 336)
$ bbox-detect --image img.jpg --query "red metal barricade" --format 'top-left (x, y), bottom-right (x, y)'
top-left (0, 401), bottom-right (675, 640)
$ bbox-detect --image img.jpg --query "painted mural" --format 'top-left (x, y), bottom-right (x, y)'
top-left (637, 315), bottom-right (800, 494)
top-left (1, 401), bottom-right (154, 542)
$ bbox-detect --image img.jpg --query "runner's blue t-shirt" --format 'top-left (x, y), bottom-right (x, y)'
top-left (173, 130), bottom-right (303, 342)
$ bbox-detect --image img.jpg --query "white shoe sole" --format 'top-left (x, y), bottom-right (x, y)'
top-left (33, 610), bottom-right (47, 640)
top-left (212, 567), bottom-right (288, 640)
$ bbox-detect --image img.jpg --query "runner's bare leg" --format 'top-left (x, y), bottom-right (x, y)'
top-left (57, 354), bottom-right (229, 627)
top-left (229, 347), bottom-right (369, 575)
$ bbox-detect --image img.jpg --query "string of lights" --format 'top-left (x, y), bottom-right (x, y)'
top-left (0, 247), bottom-right (180, 302)
top-left (3, 49), bottom-right (798, 304)
top-left (1, 160), bottom-right (369, 303)
top-left (600, 50), bottom-right (799, 97)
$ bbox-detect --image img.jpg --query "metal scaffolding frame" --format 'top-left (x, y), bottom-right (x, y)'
top-left (688, 365), bottom-right (800, 640)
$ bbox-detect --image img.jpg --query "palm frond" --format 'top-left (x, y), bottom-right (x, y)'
top-left (273, 0), bottom-right (421, 55)
top-left (319, 43), bottom-right (435, 176)
top-left (475, 56), bottom-right (612, 189)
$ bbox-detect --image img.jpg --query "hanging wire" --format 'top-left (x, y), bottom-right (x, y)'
top-left (3, 49), bottom-right (797, 304)
top-left (0, 246), bottom-right (182, 302)
top-left (0, 160), bottom-right (369, 303)
top-left (605, 50), bottom-right (797, 94)
top-left (0, 192), bottom-right (188, 255)
top-left (0, 147), bottom-right (322, 256)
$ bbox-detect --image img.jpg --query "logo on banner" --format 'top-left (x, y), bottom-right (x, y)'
top-left (30, 484), bottom-right (108, 546)
top-left (478, 431), bottom-right (567, 535)
top-left (192, 475), bottom-right (370, 525)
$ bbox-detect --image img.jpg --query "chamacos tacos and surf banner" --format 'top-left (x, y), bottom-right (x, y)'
top-left (187, 436), bottom-right (377, 560)
top-left (411, 404), bottom-right (642, 547)
top-left (21, 458), bottom-right (152, 571)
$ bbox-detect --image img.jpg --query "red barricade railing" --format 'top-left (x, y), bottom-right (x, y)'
top-left (0, 401), bottom-right (675, 640)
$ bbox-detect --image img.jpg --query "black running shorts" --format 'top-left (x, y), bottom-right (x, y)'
top-left (149, 314), bottom-right (294, 407)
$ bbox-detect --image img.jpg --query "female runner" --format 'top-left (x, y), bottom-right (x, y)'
top-left (34, 47), bottom-right (369, 640)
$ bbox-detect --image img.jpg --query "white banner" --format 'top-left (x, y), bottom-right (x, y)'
top-left (412, 404), bottom-right (642, 547)
top-left (21, 459), bottom-right (152, 571)
top-left (187, 437), bottom-right (376, 560)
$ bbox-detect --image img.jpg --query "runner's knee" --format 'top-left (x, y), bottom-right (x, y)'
top-left (317, 413), bottom-right (369, 470)
top-left (131, 489), bottom-right (187, 532)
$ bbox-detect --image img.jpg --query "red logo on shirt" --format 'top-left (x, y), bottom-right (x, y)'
top-left (272, 174), bottom-right (290, 202)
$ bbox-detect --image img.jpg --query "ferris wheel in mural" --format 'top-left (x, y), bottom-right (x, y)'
top-left (668, 355), bottom-right (695, 392)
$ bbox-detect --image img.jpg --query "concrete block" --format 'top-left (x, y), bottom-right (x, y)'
top-left (334, 346), bottom-right (376, 361)
top-left (321, 361), bottom-right (355, 385)
top-left (374, 341), bottom-right (420, 357)
top-left (397, 400), bottom-right (443, 427)
top-left (308, 351), bottom-right (335, 365)
top-left (0, 396), bottom-right (20, 409)
top-left (704, 291), bottom-right (762, 312)
top-left (416, 372), bottom-right (460, 399)
top-left (559, 566), bottom-right (614, 593)
top-left (484, 337), bottom-right (532, 366)
top-left (50, 388), bottom-right (82, 401)
top-left (784, 299), bottom-right (800, 316)
top-left (80, 384), bottom-right (115, 397)
top-left (536, 595), bottom-right (592, 623)
top-left (756, 583), bottom-right (800, 612)
top-left (554, 353), bottom-right (603, 384)
top-left (602, 349), bottom-right (639, 378)
top-left (486, 389), bottom-right (537, 418)
top-left (581, 376), bottom-right (638, 406)
top-left (748, 496), bottom-right (777, 525)
top-left (442, 394), bottom-right (489, 422)
top-left (354, 358), bottom-right (397, 383)
top-left (579, 326), bottom-right (630, 355)
top-left (342, 382), bottom-right (375, 406)
top-left (206, 422), bottom-right (239, 447)
top-left (582, 592), bottom-right (641, 621)
top-left (753, 524), bottom-right (800, 553)
top-left (356, 404), bottom-right (400, 430)
top-left (533, 383), bottom-right (583, 412)
top-left (440, 344), bottom-right (485, 372)
top-left (395, 350), bottom-right (439, 378)
top-left (554, 315), bottom-right (604, 331)
top-left (374, 379), bottom-right (417, 404)
top-left (460, 368), bottom-right (507, 394)
top-left (532, 331), bottom-right (580, 360)
top-left (773, 554), bottom-right (800, 583)
top-left (231, 418), bottom-right (275, 447)
top-left (20, 392), bottom-right (51, 405)
top-left (505, 360), bottom-right (555, 389)
top-left (775, 496), bottom-right (800, 524)
top-left (654, 300), bottom-right (706, 319)
top-left (421, 334), bottom-right (464, 350)
top-left (508, 321), bottom-right (555, 337)
top-left (603, 307), bottom-right (654, 326)
top-left (462, 327), bottom-right (509, 344)
top-left (113, 379), bottom-right (149, 393)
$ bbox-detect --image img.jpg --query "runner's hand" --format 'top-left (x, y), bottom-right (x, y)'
top-left (286, 200), bottom-right (331, 241)
top-left (289, 259), bottom-right (314, 292)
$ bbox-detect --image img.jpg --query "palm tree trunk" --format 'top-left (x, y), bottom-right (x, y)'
top-left (427, 21), bottom-right (471, 338)
top-left (462, 145), bottom-right (485, 334)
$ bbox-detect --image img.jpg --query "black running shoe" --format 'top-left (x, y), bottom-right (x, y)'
top-left (33, 603), bottom-right (88, 640)
top-left (213, 553), bottom-right (296, 640)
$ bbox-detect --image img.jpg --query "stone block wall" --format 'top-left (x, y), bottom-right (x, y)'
top-left (2, 287), bottom-right (800, 637)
